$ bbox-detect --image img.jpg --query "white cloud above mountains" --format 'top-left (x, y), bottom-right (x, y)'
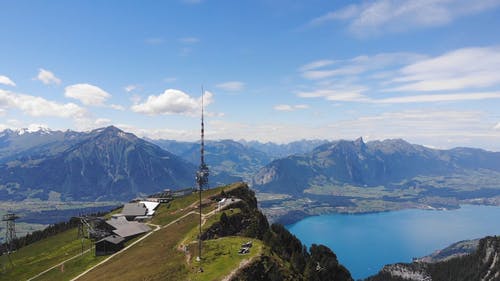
top-left (36, 68), bottom-right (61, 85)
top-left (0, 89), bottom-right (86, 118)
top-left (310, 0), bottom-right (500, 36)
top-left (300, 52), bottom-right (426, 80)
top-left (386, 46), bottom-right (500, 92)
top-left (216, 81), bottom-right (245, 92)
top-left (0, 75), bottom-right (16, 86)
top-left (131, 89), bottom-right (213, 116)
top-left (297, 46), bottom-right (500, 104)
top-left (124, 85), bottom-right (137, 92)
top-left (274, 104), bottom-right (309, 111)
top-left (64, 83), bottom-right (111, 106)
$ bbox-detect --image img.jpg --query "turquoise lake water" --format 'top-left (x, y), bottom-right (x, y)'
top-left (286, 205), bottom-right (500, 280)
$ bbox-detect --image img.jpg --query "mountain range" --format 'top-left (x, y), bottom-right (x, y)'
top-left (1, 127), bottom-right (500, 207)
top-left (253, 137), bottom-right (500, 196)
top-left (0, 126), bottom-right (196, 201)
top-left (0, 126), bottom-right (320, 202)
top-left (150, 139), bottom-right (272, 182)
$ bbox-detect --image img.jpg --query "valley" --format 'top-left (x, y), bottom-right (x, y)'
top-left (2, 127), bottom-right (500, 226)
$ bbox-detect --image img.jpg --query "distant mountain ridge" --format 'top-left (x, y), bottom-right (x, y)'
top-left (240, 139), bottom-right (329, 159)
top-left (0, 126), bottom-right (197, 201)
top-left (2, 127), bottom-right (500, 204)
top-left (253, 137), bottom-right (500, 195)
top-left (150, 139), bottom-right (272, 181)
top-left (0, 127), bottom-right (85, 163)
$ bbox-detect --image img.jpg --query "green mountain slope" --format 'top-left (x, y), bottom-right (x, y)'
top-left (365, 235), bottom-right (500, 281)
top-left (0, 183), bottom-right (352, 281)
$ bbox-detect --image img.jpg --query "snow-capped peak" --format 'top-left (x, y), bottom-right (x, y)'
top-left (16, 125), bottom-right (52, 135)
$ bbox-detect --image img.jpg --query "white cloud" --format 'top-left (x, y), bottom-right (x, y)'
top-left (65, 83), bottom-right (111, 106)
top-left (0, 89), bottom-right (86, 118)
top-left (274, 104), bottom-right (310, 111)
top-left (326, 109), bottom-right (500, 150)
top-left (375, 92), bottom-right (500, 104)
top-left (36, 68), bottom-right (61, 85)
top-left (0, 75), bottom-right (16, 87)
top-left (298, 46), bottom-right (500, 105)
top-left (310, 0), bottom-right (500, 36)
top-left (124, 85), bottom-right (137, 92)
top-left (387, 46), bottom-right (500, 92)
top-left (130, 94), bottom-right (142, 105)
top-left (95, 118), bottom-right (112, 127)
top-left (297, 87), bottom-right (369, 102)
top-left (131, 89), bottom-right (213, 116)
top-left (179, 37), bottom-right (200, 44)
top-left (116, 124), bottom-right (195, 141)
top-left (299, 60), bottom-right (336, 72)
top-left (110, 104), bottom-right (125, 111)
top-left (297, 89), bottom-right (500, 104)
top-left (216, 81), bottom-right (245, 92)
top-left (300, 52), bottom-right (426, 80)
top-left (494, 122), bottom-right (500, 130)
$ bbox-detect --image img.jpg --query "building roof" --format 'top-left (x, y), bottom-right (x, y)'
top-left (112, 223), bottom-right (151, 238)
top-left (106, 216), bottom-right (151, 238)
top-left (121, 203), bottom-right (148, 217)
top-left (106, 216), bottom-right (130, 228)
top-left (97, 235), bottom-right (125, 245)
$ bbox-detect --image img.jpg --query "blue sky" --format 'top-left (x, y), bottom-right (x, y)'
top-left (1, 0), bottom-right (500, 150)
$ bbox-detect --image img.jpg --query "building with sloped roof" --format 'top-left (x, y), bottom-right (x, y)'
top-left (95, 235), bottom-right (125, 256)
top-left (106, 216), bottom-right (151, 239)
top-left (121, 203), bottom-right (148, 220)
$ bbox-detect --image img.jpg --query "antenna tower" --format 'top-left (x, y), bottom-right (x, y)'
top-left (195, 86), bottom-right (209, 269)
top-left (2, 213), bottom-right (19, 253)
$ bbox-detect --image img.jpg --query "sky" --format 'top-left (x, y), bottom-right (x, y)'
top-left (1, 0), bottom-right (500, 150)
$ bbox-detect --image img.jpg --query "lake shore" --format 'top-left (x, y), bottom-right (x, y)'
top-left (260, 195), bottom-right (500, 225)
top-left (285, 204), bottom-right (500, 280)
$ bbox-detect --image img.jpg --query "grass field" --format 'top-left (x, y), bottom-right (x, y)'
top-left (188, 236), bottom-right (263, 281)
top-left (0, 228), bottom-right (92, 281)
top-left (0, 183), bottom-right (249, 281)
top-left (32, 253), bottom-right (106, 281)
top-left (77, 213), bottom-right (199, 281)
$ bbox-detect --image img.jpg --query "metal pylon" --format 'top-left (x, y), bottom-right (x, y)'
top-left (2, 213), bottom-right (19, 253)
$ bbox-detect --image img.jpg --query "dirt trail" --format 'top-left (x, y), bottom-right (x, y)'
top-left (221, 257), bottom-right (256, 281)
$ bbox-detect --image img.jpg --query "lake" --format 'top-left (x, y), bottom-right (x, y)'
top-left (286, 205), bottom-right (500, 280)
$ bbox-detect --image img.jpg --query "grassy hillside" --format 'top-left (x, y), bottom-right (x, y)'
top-left (0, 182), bottom-right (352, 281)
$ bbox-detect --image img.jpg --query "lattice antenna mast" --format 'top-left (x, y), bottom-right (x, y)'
top-left (196, 86), bottom-right (209, 189)
top-left (195, 86), bottom-right (209, 269)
